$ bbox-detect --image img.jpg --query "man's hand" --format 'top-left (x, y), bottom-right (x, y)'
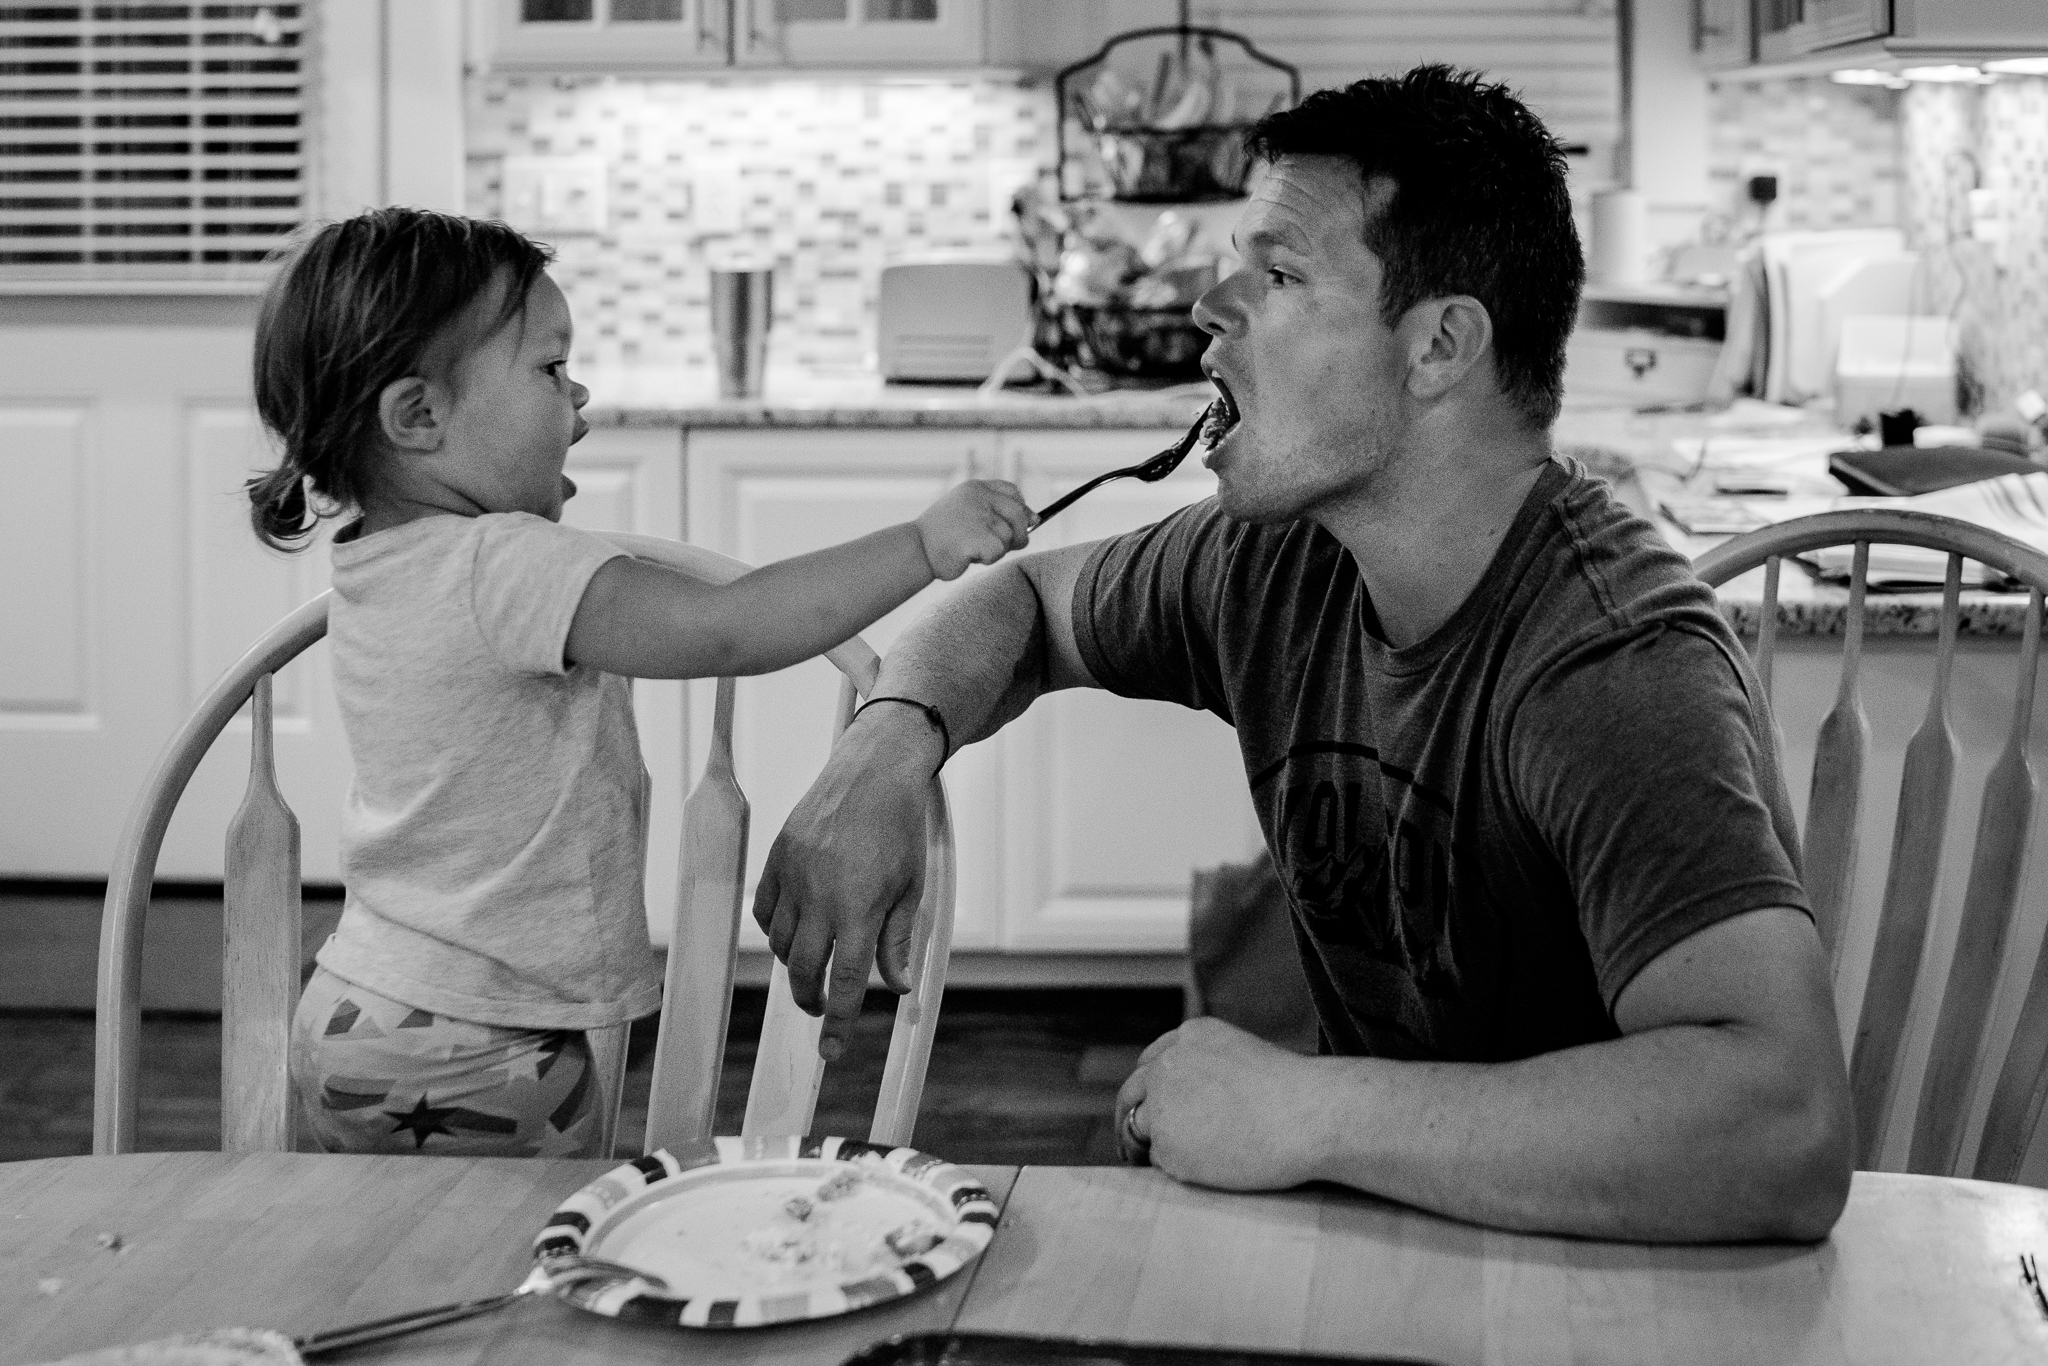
top-left (751, 712), bottom-right (938, 1060)
top-left (1115, 1016), bottom-right (1329, 1190)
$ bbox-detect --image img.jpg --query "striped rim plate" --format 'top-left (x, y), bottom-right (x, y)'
top-left (532, 1135), bottom-right (999, 1329)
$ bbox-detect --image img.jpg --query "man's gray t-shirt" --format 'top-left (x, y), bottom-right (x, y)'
top-left (1071, 458), bottom-right (1808, 1062)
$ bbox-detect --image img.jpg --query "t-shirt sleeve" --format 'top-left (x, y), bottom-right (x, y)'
top-left (1069, 498), bottom-right (1233, 721)
top-left (467, 513), bottom-right (629, 676)
top-left (1509, 621), bottom-right (1811, 1009)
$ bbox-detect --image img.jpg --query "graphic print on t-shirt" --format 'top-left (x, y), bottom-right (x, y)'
top-left (1254, 739), bottom-right (1464, 1038)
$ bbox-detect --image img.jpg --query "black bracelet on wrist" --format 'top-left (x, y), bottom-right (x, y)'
top-left (850, 695), bottom-right (952, 774)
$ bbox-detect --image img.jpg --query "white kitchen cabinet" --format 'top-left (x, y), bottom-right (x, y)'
top-left (472, 0), bottom-right (733, 71)
top-left (1694, 0), bottom-right (1755, 69)
top-left (1756, 0), bottom-right (1891, 62)
top-left (998, 429), bottom-right (1262, 953)
top-left (0, 299), bottom-right (355, 884)
top-left (560, 427), bottom-right (690, 944)
top-left (682, 424), bottom-right (1260, 960)
top-left (682, 427), bottom-right (1004, 949)
top-left (734, 0), bottom-right (984, 67)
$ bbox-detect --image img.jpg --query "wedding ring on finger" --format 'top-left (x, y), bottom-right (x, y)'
top-left (1120, 1101), bottom-right (1151, 1167)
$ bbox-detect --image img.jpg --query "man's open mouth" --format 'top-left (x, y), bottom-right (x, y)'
top-left (1201, 377), bottom-right (1241, 449)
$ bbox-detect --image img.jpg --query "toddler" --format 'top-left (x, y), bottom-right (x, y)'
top-left (246, 207), bottom-right (1031, 1157)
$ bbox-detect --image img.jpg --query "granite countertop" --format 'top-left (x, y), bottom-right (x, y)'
top-left (582, 369), bottom-right (2035, 639)
top-left (580, 365), bottom-right (1215, 430)
top-left (1555, 403), bottom-right (2038, 639)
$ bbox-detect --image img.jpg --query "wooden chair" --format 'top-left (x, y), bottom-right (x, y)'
top-left (1694, 508), bottom-right (2047, 1179)
top-left (93, 533), bottom-right (956, 1159)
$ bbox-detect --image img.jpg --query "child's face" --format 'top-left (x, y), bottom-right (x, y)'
top-left (438, 271), bottom-right (589, 522)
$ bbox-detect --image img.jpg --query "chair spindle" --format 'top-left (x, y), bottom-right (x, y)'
top-left (1757, 555), bottom-right (1781, 696)
top-left (644, 677), bottom-right (750, 1153)
top-left (1968, 589), bottom-right (2048, 1182)
top-left (221, 672), bottom-right (302, 1154)
top-left (1805, 541), bottom-right (1872, 972)
top-left (739, 674), bottom-right (865, 1139)
top-left (1851, 553), bottom-right (1961, 1167)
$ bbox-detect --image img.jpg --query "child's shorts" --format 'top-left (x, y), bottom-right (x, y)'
top-left (291, 966), bottom-right (601, 1158)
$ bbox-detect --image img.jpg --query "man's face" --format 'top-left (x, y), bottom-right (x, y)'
top-left (1192, 155), bottom-right (1411, 525)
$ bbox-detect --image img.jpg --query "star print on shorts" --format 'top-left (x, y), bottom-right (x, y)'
top-left (290, 966), bottom-right (599, 1158)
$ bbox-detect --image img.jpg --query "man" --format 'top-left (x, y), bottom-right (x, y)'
top-left (753, 66), bottom-right (1853, 1242)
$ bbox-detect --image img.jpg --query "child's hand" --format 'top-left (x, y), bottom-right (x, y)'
top-left (914, 480), bottom-right (1033, 581)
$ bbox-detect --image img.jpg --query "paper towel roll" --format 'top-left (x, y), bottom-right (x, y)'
top-left (1590, 188), bottom-right (1648, 286)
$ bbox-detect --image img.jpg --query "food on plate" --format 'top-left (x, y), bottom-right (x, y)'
top-left (734, 1165), bottom-right (943, 1285)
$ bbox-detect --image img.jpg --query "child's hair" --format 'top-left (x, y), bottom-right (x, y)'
top-left (246, 207), bottom-right (555, 551)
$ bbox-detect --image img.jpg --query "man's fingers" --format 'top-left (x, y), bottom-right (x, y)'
top-left (875, 885), bottom-right (920, 995)
top-left (819, 942), bottom-right (875, 1062)
top-left (750, 858), bottom-right (783, 939)
top-left (782, 913), bottom-right (838, 1016)
top-left (1136, 1027), bottom-right (1181, 1066)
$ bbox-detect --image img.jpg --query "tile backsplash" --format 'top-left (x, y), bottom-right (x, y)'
top-left (1707, 78), bottom-right (1903, 234)
top-left (1708, 72), bottom-right (2048, 417)
top-left (466, 74), bottom-right (1055, 382)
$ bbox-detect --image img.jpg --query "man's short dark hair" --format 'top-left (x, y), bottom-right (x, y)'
top-left (1245, 65), bottom-right (1583, 429)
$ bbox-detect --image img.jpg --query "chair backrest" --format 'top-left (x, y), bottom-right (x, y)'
top-left (1693, 507), bottom-right (2048, 1180)
top-left (93, 533), bottom-right (956, 1158)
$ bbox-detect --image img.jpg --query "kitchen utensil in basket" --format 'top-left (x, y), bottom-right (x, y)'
top-left (1058, 303), bottom-right (1211, 380)
top-left (1053, 23), bottom-right (1300, 205)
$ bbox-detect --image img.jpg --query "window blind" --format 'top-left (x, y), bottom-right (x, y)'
top-left (0, 2), bottom-right (306, 279)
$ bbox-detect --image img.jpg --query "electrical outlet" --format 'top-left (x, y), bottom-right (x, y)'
top-left (500, 156), bottom-right (609, 235)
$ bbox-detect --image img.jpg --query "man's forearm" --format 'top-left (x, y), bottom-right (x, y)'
top-left (855, 559), bottom-right (1067, 760)
top-left (1301, 1024), bottom-right (1849, 1241)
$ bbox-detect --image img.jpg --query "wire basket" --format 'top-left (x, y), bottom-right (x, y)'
top-left (1055, 303), bottom-right (1211, 380)
top-left (1093, 124), bottom-right (1255, 203)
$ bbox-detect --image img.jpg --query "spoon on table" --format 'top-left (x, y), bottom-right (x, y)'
top-left (1032, 402), bottom-right (1223, 526)
top-left (292, 1254), bottom-right (666, 1357)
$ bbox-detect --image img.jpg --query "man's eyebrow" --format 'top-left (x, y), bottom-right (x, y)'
top-left (1236, 227), bottom-right (1308, 254)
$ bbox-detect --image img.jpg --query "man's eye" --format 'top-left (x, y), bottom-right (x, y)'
top-left (1267, 269), bottom-right (1292, 287)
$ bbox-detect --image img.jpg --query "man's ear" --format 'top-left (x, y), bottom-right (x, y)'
top-left (1403, 296), bottom-right (1494, 402)
top-left (377, 375), bottom-right (450, 453)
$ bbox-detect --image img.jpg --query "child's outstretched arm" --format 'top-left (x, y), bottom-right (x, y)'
top-left (564, 478), bottom-right (1033, 679)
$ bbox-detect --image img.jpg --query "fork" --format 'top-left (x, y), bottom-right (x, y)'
top-left (294, 1255), bottom-right (665, 1357)
top-left (1032, 403), bottom-right (1218, 526)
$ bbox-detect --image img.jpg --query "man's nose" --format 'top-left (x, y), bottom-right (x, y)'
top-left (571, 380), bottom-right (590, 409)
top-left (1191, 276), bottom-right (1235, 337)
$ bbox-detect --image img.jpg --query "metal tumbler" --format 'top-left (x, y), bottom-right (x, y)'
top-left (710, 267), bottom-right (772, 399)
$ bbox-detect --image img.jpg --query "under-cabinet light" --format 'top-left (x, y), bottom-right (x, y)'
top-left (1984, 58), bottom-right (2048, 76)
top-left (1830, 69), bottom-right (1908, 88)
top-left (1899, 65), bottom-right (1989, 83)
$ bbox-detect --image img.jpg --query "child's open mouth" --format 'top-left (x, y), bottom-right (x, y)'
top-left (1201, 378), bottom-right (1241, 449)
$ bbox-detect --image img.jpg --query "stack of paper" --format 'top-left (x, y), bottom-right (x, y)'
top-left (1809, 472), bottom-right (2048, 587)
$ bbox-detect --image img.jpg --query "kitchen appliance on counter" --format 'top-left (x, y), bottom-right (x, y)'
top-left (877, 259), bottom-right (1033, 383)
top-left (1562, 282), bottom-right (1728, 408)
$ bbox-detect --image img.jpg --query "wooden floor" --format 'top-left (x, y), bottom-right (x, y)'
top-left (0, 986), bottom-right (1184, 1165)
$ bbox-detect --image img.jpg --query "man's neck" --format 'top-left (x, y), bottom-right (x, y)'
top-left (1318, 420), bottom-right (1555, 649)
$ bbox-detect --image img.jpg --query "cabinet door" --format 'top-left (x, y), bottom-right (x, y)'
top-left (561, 428), bottom-right (687, 945)
top-left (734, 0), bottom-right (983, 66)
top-left (1758, 0), bottom-right (1889, 60)
top-left (683, 428), bottom-right (1002, 949)
top-left (999, 430), bottom-right (1263, 953)
top-left (1694, 0), bottom-right (1754, 69)
top-left (476, 0), bottom-right (731, 70)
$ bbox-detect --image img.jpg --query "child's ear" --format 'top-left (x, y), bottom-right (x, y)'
top-left (377, 375), bottom-right (449, 452)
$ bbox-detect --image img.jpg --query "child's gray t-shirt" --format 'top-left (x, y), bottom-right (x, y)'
top-left (316, 511), bottom-right (663, 1030)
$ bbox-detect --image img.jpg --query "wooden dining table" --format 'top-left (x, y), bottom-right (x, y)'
top-left (4, 1152), bottom-right (2048, 1365)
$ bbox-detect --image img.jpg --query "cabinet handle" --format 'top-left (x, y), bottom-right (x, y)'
top-left (744, 0), bottom-right (780, 57)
